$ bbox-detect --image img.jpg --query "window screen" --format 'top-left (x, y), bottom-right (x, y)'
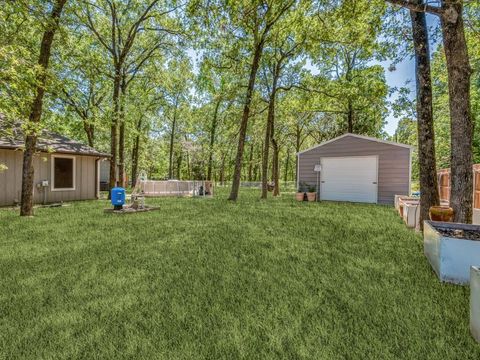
top-left (53, 157), bottom-right (74, 189)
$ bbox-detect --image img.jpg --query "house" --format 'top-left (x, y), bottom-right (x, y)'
top-left (0, 125), bottom-right (110, 206)
top-left (297, 133), bottom-right (413, 205)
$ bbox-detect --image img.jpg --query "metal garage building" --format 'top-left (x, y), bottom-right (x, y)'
top-left (297, 133), bottom-right (413, 205)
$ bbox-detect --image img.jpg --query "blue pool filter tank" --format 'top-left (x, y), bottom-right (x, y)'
top-left (111, 187), bottom-right (126, 210)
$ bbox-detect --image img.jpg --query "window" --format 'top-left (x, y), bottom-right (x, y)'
top-left (51, 155), bottom-right (75, 191)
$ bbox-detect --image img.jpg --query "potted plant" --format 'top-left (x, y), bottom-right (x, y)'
top-left (306, 185), bottom-right (316, 202)
top-left (296, 182), bottom-right (306, 201)
top-left (429, 206), bottom-right (454, 222)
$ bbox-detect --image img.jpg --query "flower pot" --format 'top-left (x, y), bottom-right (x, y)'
top-left (295, 192), bottom-right (305, 201)
top-left (402, 201), bottom-right (420, 229)
top-left (396, 195), bottom-right (417, 216)
top-left (306, 192), bottom-right (316, 202)
top-left (429, 206), bottom-right (454, 222)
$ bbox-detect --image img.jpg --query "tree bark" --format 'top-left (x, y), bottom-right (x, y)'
top-left (272, 138), bottom-right (280, 196)
top-left (176, 152), bottom-right (182, 180)
top-left (131, 117), bottom-right (142, 187)
top-left (261, 102), bottom-right (273, 199)
top-left (440, 0), bottom-right (474, 223)
top-left (109, 69), bottom-right (121, 195)
top-left (387, 0), bottom-right (474, 224)
top-left (347, 100), bottom-right (354, 133)
top-left (131, 135), bottom-right (140, 186)
top-left (229, 38), bottom-right (265, 200)
top-left (20, 0), bottom-right (67, 216)
top-left (184, 135), bottom-right (191, 179)
top-left (118, 77), bottom-right (127, 188)
top-left (410, 1), bottom-right (440, 229)
top-left (168, 104), bottom-right (177, 179)
top-left (219, 154), bottom-right (226, 186)
top-left (207, 99), bottom-right (221, 181)
top-left (261, 62), bottom-right (280, 199)
top-left (84, 122), bottom-right (95, 147)
top-left (295, 125), bottom-right (301, 188)
top-left (247, 141), bottom-right (255, 182)
top-left (284, 149), bottom-right (290, 183)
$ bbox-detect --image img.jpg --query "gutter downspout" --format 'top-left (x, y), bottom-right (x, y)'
top-left (95, 157), bottom-right (100, 199)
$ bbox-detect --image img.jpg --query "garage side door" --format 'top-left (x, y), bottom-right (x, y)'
top-left (320, 156), bottom-right (378, 203)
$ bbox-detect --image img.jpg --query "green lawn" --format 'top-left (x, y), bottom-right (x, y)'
top-left (1, 188), bottom-right (479, 359)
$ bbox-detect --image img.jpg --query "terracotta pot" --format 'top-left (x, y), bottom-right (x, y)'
top-left (429, 206), bottom-right (454, 222)
top-left (306, 192), bottom-right (316, 202)
top-left (295, 192), bottom-right (305, 201)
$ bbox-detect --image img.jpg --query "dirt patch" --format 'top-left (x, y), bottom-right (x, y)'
top-left (437, 227), bottom-right (480, 241)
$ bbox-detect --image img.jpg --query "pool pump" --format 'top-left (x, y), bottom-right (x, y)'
top-left (111, 187), bottom-right (126, 210)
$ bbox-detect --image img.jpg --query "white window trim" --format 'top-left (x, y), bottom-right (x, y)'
top-left (51, 154), bottom-right (76, 191)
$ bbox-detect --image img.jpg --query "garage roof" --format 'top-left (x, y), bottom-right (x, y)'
top-left (297, 133), bottom-right (414, 155)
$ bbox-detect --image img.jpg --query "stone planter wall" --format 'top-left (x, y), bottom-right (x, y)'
top-left (424, 221), bottom-right (480, 285)
top-left (402, 201), bottom-right (420, 229)
top-left (471, 266), bottom-right (480, 343)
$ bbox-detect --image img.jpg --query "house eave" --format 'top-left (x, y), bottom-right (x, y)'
top-left (296, 133), bottom-right (414, 156)
top-left (0, 145), bottom-right (111, 158)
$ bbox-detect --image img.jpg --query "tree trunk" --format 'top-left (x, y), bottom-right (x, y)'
top-left (440, 1), bottom-right (474, 223)
top-left (83, 122), bottom-right (94, 147)
top-left (410, 2), bottom-right (440, 230)
top-left (118, 78), bottom-right (126, 188)
top-left (118, 121), bottom-right (125, 187)
top-left (176, 152), bottom-right (182, 180)
top-left (109, 69), bottom-right (121, 196)
top-left (247, 141), bottom-right (254, 182)
top-left (284, 150), bottom-right (290, 183)
top-left (261, 104), bottom-right (273, 199)
top-left (229, 39), bottom-right (265, 201)
top-left (220, 154), bottom-right (226, 186)
top-left (168, 106), bottom-right (177, 179)
top-left (347, 100), bottom-right (354, 133)
top-left (131, 118), bottom-right (142, 187)
top-left (20, 0), bottom-right (67, 216)
top-left (131, 135), bottom-right (140, 187)
top-left (185, 135), bottom-right (191, 179)
top-left (207, 99), bottom-right (221, 181)
top-left (272, 139), bottom-right (280, 196)
top-left (261, 63), bottom-right (280, 199)
top-left (295, 124), bottom-right (302, 188)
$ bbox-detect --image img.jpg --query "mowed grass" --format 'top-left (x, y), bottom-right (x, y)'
top-left (0, 188), bottom-right (479, 359)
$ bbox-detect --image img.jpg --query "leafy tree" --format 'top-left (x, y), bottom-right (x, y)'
top-left (18, 0), bottom-right (69, 216)
top-left (388, 0), bottom-right (475, 223)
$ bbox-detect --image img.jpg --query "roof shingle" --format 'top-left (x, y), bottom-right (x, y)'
top-left (0, 118), bottom-right (110, 157)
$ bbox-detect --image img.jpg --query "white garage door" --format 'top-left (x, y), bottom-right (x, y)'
top-left (320, 156), bottom-right (378, 203)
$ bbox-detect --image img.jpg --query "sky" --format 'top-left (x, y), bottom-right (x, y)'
top-left (381, 57), bottom-right (416, 135)
top-left (381, 12), bottom-right (441, 135)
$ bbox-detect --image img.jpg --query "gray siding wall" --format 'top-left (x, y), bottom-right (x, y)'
top-left (0, 149), bottom-right (98, 206)
top-left (297, 136), bottom-right (411, 204)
